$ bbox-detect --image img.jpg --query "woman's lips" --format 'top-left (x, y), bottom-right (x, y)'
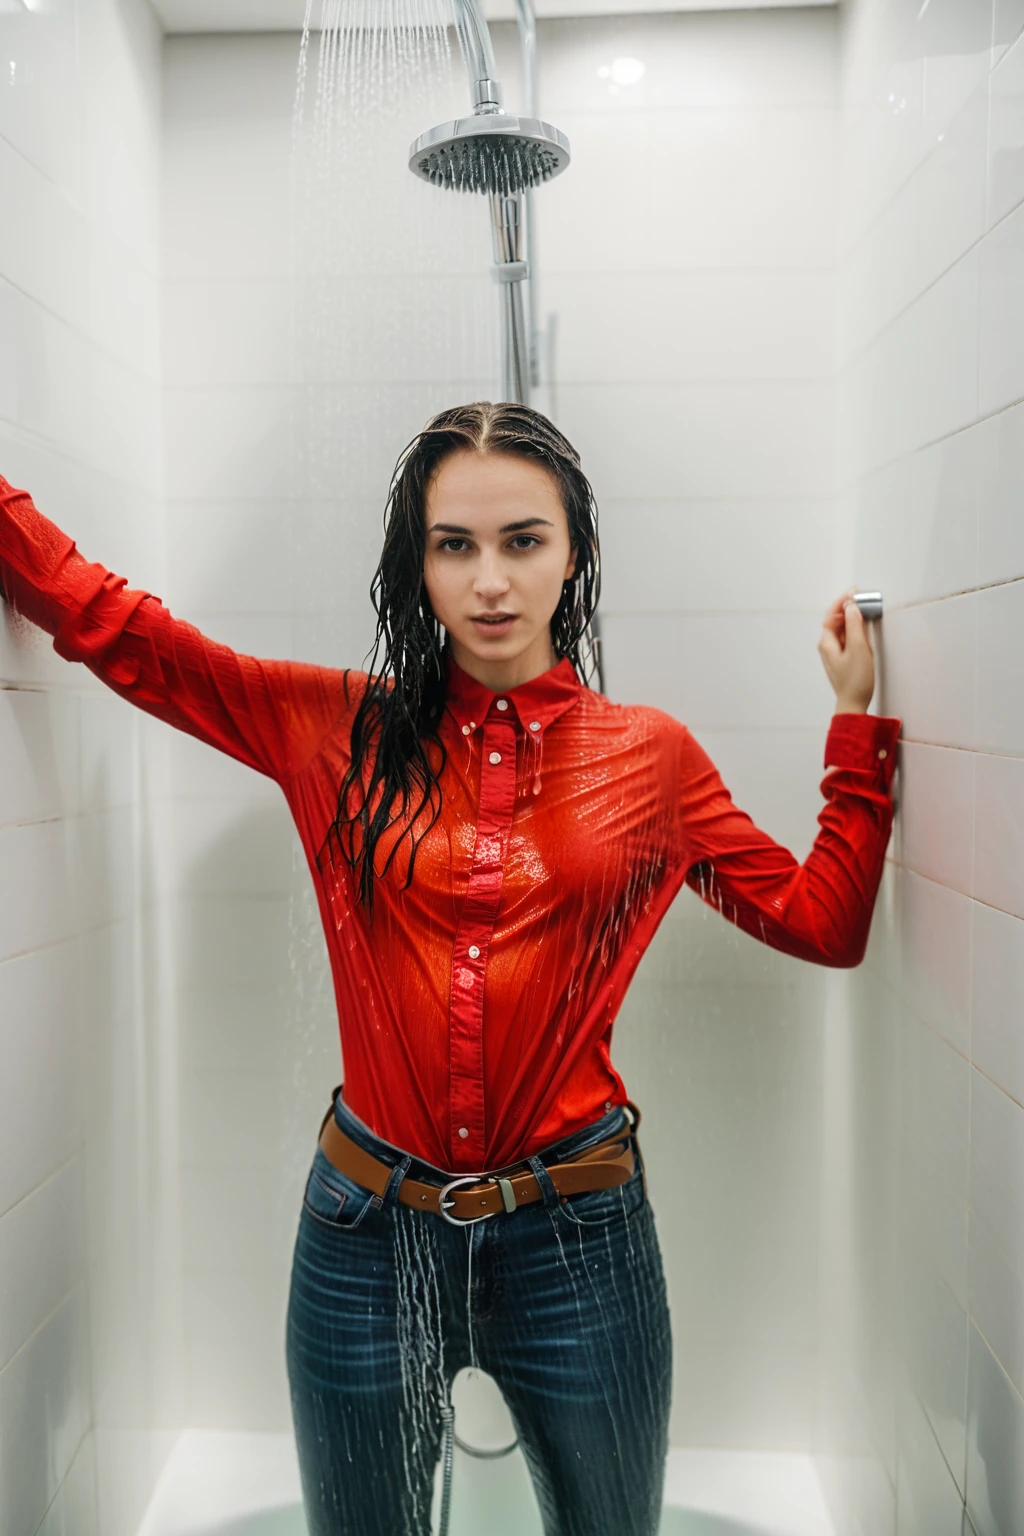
top-left (470, 613), bottom-right (518, 637)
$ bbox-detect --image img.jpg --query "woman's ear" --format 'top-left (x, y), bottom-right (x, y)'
top-left (564, 545), bottom-right (578, 582)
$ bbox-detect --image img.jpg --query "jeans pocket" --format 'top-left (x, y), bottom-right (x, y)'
top-left (555, 1149), bottom-right (646, 1229)
top-left (301, 1145), bottom-right (381, 1233)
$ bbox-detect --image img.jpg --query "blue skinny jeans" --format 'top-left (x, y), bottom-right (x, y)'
top-left (285, 1087), bottom-right (673, 1536)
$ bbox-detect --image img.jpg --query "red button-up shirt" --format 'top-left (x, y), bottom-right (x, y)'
top-left (0, 477), bottom-right (902, 1171)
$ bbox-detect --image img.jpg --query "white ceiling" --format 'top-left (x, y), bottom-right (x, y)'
top-left (153, 0), bottom-right (835, 30)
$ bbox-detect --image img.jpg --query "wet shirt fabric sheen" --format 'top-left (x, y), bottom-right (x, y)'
top-left (0, 477), bottom-right (903, 1172)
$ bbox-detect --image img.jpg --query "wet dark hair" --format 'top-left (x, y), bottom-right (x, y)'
top-left (322, 401), bottom-right (601, 910)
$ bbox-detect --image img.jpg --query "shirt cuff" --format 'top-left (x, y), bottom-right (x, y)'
top-left (824, 712), bottom-right (901, 791)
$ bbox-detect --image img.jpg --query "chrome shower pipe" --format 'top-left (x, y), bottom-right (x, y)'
top-left (450, 0), bottom-right (532, 402)
top-left (514, 0), bottom-right (540, 389)
top-left (491, 192), bottom-right (529, 402)
top-left (451, 0), bottom-right (503, 112)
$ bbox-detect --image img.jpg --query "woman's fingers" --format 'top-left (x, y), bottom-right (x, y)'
top-left (822, 586), bottom-right (857, 635)
top-left (818, 590), bottom-right (876, 702)
top-left (842, 595), bottom-right (874, 657)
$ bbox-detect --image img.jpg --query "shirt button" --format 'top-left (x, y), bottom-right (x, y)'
top-left (529, 721), bottom-right (540, 732)
top-left (461, 724), bottom-right (471, 735)
top-left (496, 698), bottom-right (509, 711)
top-left (468, 945), bottom-right (480, 959)
top-left (878, 748), bottom-right (887, 759)
top-left (458, 1127), bottom-right (469, 1139)
top-left (489, 751), bottom-right (502, 765)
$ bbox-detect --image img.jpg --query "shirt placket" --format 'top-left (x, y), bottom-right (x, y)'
top-left (448, 710), bottom-right (517, 1170)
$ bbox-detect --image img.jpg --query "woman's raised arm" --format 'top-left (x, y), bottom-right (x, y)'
top-left (0, 475), bottom-right (360, 783)
top-left (673, 709), bottom-right (901, 968)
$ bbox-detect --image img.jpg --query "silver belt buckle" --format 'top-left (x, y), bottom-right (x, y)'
top-left (438, 1173), bottom-right (504, 1227)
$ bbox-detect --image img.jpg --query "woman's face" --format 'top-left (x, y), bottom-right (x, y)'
top-left (423, 448), bottom-right (577, 687)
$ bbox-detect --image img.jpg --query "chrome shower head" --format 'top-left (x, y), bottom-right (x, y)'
top-left (408, 113), bottom-right (570, 195)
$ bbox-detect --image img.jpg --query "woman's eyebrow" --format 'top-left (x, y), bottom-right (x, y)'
top-left (427, 517), bottom-right (555, 536)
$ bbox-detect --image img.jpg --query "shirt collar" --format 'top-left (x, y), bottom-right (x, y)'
top-left (443, 647), bottom-right (582, 737)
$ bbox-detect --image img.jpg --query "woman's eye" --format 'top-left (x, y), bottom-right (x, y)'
top-left (510, 534), bottom-right (540, 550)
top-left (440, 538), bottom-right (469, 552)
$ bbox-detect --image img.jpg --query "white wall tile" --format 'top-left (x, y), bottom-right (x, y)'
top-left (966, 1075), bottom-right (1024, 1532)
top-left (597, 499), bottom-right (838, 614)
top-left (918, 0), bottom-right (994, 154)
top-left (912, 248), bottom-right (980, 450)
top-left (883, 593), bottom-right (977, 752)
top-left (0, 946), bottom-right (85, 1217)
top-left (900, 1239), bottom-right (968, 1494)
top-left (899, 870), bottom-right (972, 1056)
top-left (987, 30), bottom-right (1024, 226)
top-left (673, 728), bottom-right (828, 863)
top-left (974, 751), bottom-right (1024, 917)
top-left (971, 901), bottom-right (1024, 1106)
top-left (969, 1193), bottom-right (1024, 1411)
top-left (0, 1286), bottom-right (93, 1536)
top-left (0, 1157), bottom-right (88, 1373)
top-left (0, 135), bottom-right (87, 331)
top-left (974, 580), bottom-right (1024, 756)
top-left (837, 172), bottom-right (919, 363)
top-left (899, 1007), bottom-right (970, 1304)
top-left (993, 0), bottom-right (1024, 64)
top-left (0, 4), bottom-right (179, 1533)
top-left (0, 818), bottom-right (76, 963)
top-left (174, 895), bottom-right (291, 1002)
top-left (183, 1263), bottom-right (291, 1430)
top-left (896, 1374), bottom-right (967, 1536)
top-left (905, 426), bottom-right (981, 606)
top-left (601, 611), bottom-right (835, 731)
top-left (545, 270), bottom-right (836, 384)
top-left (0, 687), bottom-right (78, 829)
top-left (913, 79), bottom-right (988, 296)
top-left (969, 1069), bottom-right (1024, 1295)
top-left (35, 1431), bottom-right (100, 1536)
top-left (0, 0), bottom-right (81, 199)
top-left (979, 199), bottom-right (1024, 416)
top-left (965, 1321), bottom-right (1024, 1536)
top-left (541, 107), bottom-right (837, 274)
top-left (538, 10), bottom-right (839, 114)
top-left (557, 381), bottom-right (835, 502)
top-left (159, 798), bottom-right (293, 900)
top-left (977, 400), bottom-right (1024, 586)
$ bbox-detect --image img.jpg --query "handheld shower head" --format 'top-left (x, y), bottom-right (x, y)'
top-left (409, 113), bottom-right (570, 195)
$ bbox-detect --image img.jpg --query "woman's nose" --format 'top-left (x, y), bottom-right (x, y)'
top-left (474, 558), bottom-right (510, 597)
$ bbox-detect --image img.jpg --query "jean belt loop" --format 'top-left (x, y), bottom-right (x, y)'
top-left (382, 1153), bottom-right (412, 1211)
top-left (624, 1102), bottom-right (647, 1201)
top-left (526, 1153), bottom-right (561, 1211)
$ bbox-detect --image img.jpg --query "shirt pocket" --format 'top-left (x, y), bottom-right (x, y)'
top-left (301, 1145), bottom-right (382, 1233)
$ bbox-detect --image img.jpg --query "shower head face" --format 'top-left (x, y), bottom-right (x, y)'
top-left (409, 115), bottom-right (570, 195)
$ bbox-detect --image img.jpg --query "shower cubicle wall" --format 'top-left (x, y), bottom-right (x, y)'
top-left (819, 3), bottom-right (1024, 1534)
top-left (0, 3), bottom-right (182, 1534)
top-left (3, 0), bottom-right (1024, 1533)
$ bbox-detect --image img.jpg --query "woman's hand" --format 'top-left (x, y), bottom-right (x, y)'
top-left (818, 587), bottom-right (875, 714)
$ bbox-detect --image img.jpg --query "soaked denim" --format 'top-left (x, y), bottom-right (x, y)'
top-left (285, 1087), bottom-right (673, 1536)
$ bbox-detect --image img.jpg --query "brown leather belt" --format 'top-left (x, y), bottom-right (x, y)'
top-left (318, 1098), bottom-right (642, 1226)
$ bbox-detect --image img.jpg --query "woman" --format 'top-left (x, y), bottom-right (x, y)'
top-left (0, 401), bottom-right (900, 1536)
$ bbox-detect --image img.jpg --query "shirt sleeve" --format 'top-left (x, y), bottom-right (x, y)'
top-left (675, 711), bottom-right (902, 968)
top-left (0, 475), bottom-right (361, 782)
